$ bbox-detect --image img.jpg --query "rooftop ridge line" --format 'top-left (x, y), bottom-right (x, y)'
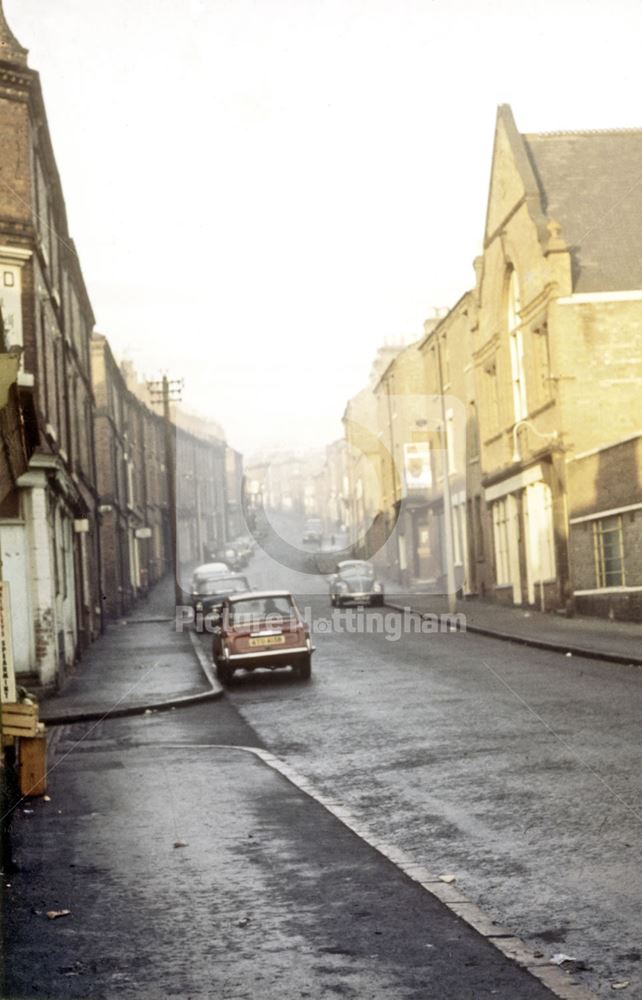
top-left (525, 127), bottom-right (642, 138)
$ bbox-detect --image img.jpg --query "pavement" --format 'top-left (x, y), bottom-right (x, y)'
top-left (38, 578), bottom-right (222, 724)
top-left (382, 594), bottom-right (642, 665)
top-left (5, 708), bottom-right (570, 1000)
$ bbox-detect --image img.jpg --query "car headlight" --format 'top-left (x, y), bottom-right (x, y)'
top-left (373, 582), bottom-right (382, 593)
top-left (336, 582), bottom-right (348, 592)
top-left (195, 601), bottom-right (204, 611)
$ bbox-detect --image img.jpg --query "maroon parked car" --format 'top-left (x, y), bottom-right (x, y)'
top-left (212, 590), bottom-right (314, 685)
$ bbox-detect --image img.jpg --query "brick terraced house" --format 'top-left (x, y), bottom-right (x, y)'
top-left (0, 9), bottom-right (101, 685)
top-left (0, 5), bottom-right (244, 681)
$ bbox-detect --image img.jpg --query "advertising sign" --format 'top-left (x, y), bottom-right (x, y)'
top-left (403, 443), bottom-right (432, 490)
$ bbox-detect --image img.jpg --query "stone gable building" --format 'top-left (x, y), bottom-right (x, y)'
top-left (473, 105), bottom-right (642, 618)
top-left (340, 105), bottom-right (641, 618)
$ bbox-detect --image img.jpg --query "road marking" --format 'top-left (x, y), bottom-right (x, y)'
top-left (155, 741), bottom-right (598, 1000)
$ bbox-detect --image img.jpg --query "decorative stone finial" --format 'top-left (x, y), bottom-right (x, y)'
top-left (0, 1), bottom-right (28, 67)
top-left (546, 219), bottom-right (567, 254)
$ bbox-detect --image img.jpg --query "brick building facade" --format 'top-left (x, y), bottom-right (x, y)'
top-left (0, 6), bottom-right (244, 681)
top-left (0, 10), bottom-right (101, 685)
top-left (94, 338), bottom-right (238, 619)
top-left (417, 297), bottom-right (493, 598)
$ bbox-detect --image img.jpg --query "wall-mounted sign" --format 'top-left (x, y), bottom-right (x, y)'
top-left (403, 443), bottom-right (432, 490)
top-left (74, 519), bottom-right (89, 533)
top-left (135, 527), bottom-right (152, 539)
top-left (0, 581), bottom-right (16, 704)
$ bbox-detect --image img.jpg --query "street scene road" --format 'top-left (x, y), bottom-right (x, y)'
top-left (212, 514), bottom-right (642, 998)
top-left (5, 512), bottom-right (639, 999)
top-left (2, 5), bottom-right (642, 1000)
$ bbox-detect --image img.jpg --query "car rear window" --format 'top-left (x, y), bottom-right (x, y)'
top-left (229, 596), bottom-right (297, 626)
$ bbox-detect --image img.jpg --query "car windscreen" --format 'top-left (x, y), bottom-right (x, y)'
top-left (229, 596), bottom-right (297, 626)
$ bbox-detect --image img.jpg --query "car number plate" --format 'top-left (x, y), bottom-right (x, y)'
top-left (249, 634), bottom-right (285, 648)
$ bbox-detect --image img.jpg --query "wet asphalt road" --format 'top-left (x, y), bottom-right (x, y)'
top-left (3, 512), bottom-right (640, 998)
top-left (4, 705), bottom-right (558, 1000)
top-left (206, 514), bottom-right (642, 999)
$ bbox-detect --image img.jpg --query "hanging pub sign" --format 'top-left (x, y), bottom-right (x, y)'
top-left (403, 443), bottom-right (432, 491)
top-left (0, 581), bottom-right (16, 703)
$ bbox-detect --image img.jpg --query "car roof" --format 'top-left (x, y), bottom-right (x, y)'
top-left (201, 575), bottom-right (249, 588)
top-left (226, 589), bottom-right (294, 603)
top-left (193, 562), bottom-right (229, 576)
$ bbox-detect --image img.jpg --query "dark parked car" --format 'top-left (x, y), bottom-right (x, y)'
top-left (233, 536), bottom-right (254, 564)
top-left (191, 575), bottom-right (251, 615)
top-left (329, 561), bottom-right (384, 607)
top-left (212, 590), bottom-right (314, 685)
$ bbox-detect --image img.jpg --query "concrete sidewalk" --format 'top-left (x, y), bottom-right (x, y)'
top-left (3, 709), bottom-right (576, 1000)
top-left (384, 592), bottom-right (642, 665)
top-left (39, 577), bottom-right (219, 723)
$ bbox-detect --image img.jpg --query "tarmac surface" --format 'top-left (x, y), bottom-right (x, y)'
top-left (4, 706), bottom-right (559, 1000)
top-left (4, 515), bottom-right (641, 999)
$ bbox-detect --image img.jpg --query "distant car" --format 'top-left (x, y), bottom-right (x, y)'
top-left (212, 590), bottom-right (314, 685)
top-left (191, 562), bottom-right (230, 590)
top-left (329, 561), bottom-right (384, 607)
top-left (302, 518), bottom-right (323, 544)
top-left (211, 545), bottom-right (246, 571)
top-left (233, 536), bottom-right (254, 564)
top-left (191, 575), bottom-right (251, 615)
top-left (336, 560), bottom-right (373, 575)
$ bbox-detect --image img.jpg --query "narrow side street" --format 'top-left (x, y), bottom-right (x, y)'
top-left (3, 523), bottom-right (640, 999)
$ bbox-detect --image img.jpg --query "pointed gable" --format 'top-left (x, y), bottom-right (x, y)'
top-left (484, 105), bottom-right (548, 247)
top-left (0, 1), bottom-right (28, 67)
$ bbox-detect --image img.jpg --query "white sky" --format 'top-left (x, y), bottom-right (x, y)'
top-left (7, 0), bottom-right (642, 454)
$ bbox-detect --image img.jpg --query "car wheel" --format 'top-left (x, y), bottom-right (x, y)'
top-left (297, 654), bottom-right (312, 681)
top-left (217, 660), bottom-right (234, 686)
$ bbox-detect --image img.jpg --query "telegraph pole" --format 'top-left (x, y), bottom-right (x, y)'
top-left (147, 375), bottom-right (183, 606)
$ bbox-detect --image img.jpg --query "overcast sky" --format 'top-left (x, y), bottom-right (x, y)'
top-left (7, 0), bottom-right (642, 454)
